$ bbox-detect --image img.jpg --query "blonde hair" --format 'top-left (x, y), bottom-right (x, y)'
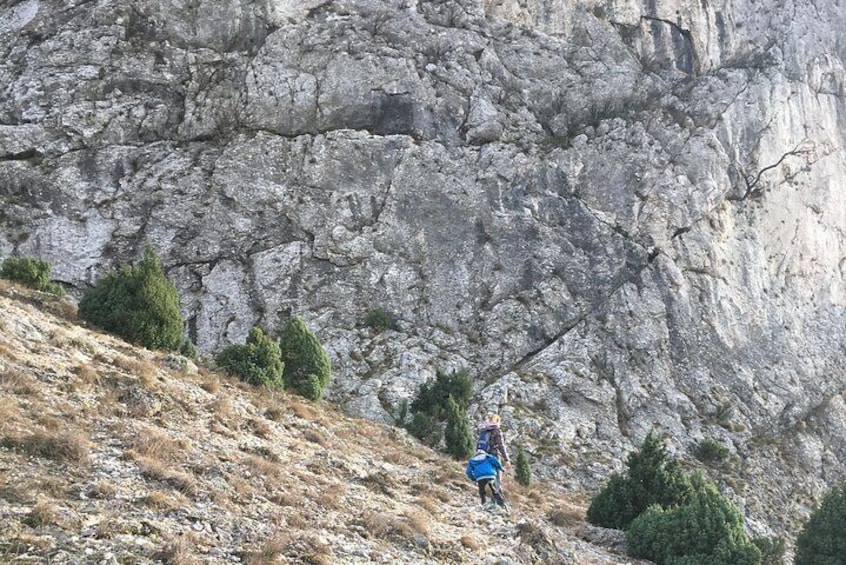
top-left (488, 414), bottom-right (501, 424)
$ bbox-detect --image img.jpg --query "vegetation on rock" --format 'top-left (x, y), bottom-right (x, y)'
top-left (794, 482), bottom-right (846, 565)
top-left (79, 246), bottom-right (184, 351)
top-left (215, 326), bottom-right (284, 389)
top-left (1, 256), bottom-right (65, 296)
top-left (279, 316), bottom-right (332, 401)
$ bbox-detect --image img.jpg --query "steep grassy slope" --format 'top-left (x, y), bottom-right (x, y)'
top-left (0, 280), bottom-right (643, 564)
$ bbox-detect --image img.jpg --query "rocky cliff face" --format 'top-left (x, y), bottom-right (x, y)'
top-left (2, 0), bottom-right (845, 544)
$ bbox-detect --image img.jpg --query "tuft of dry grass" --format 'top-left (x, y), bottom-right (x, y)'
top-left (263, 406), bottom-right (285, 422)
top-left (243, 455), bottom-right (282, 479)
top-left (199, 376), bottom-right (220, 394)
top-left (460, 534), bottom-right (482, 550)
top-left (248, 417), bottom-right (272, 438)
top-left (0, 367), bottom-right (41, 396)
top-left (359, 510), bottom-right (415, 541)
top-left (268, 491), bottom-right (304, 508)
top-left (212, 397), bottom-right (239, 429)
top-left (22, 500), bottom-right (60, 528)
top-left (132, 455), bottom-right (197, 496)
top-left (1, 431), bottom-right (89, 464)
top-left (416, 494), bottom-right (439, 514)
top-left (288, 400), bottom-right (315, 420)
top-left (153, 532), bottom-right (200, 565)
top-left (243, 533), bottom-right (288, 565)
top-left (73, 362), bottom-right (100, 386)
top-left (302, 429), bottom-right (328, 446)
top-left (547, 504), bottom-right (584, 528)
top-left (114, 355), bottom-right (158, 388)
top-left (86, 480), bottom-right (118, 500)
top-left (131, 428), bottom-right (189, 463)
top-left (403, 509), bottom-right (431, 536)
top-left (139, 490), bottom-right (184, 511)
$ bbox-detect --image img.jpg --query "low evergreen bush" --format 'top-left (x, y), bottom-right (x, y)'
top-left (1, 256), bottom-right (64, 296)
top-left (515, 446), bottom-right (532, 486)
top-left (215, 327), bottom-right (284, 388)
top-left (279, 316), bottom-right (331, 401)
top-left (690, 437), bottom-right (730, 464)
top-left (406, 411), bottom-right (442, 447)
top-left (363, 308), bottom-right (395, 332)
top-left (587, 432), bottom-right (691, 530)
top-left (79, 246), bottom-right (184, 350)
top-left (410, 368), bottom-right (474, 417)
top-left (626, 474), bottom-right (761, 565)
top-left (794, 482), bottom-right (846, 565)
top-left (444, 396), bottom-right (474, 459)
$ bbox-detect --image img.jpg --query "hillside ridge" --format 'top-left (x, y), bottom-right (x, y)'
top-left (0, 280), bottom-right (642, 564)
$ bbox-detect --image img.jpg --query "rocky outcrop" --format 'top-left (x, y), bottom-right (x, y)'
top-left (1, 0), bottom-right (845, 545)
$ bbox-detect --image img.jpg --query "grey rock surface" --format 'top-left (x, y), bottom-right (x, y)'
top-left (1, 0), bottom-right (845, 544)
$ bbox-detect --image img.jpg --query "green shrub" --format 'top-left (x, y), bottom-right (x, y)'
top-left (410, 368), bottom-right (474, 417)
top-left (79, 246), bottom-right (184, 350)
top-left (179, 338), bottom-right (197, 360)
top-left (794, 483), bottom-right (846, 565)
top-left (515, 446), bottom-right (532, 486)
top-left (752, 536), bottom-right (785, 565)
top-left (364, 308), bottom-right (395, 332)
top-left (587, 432), bottom-right (691, 530)
top-left (690, 438), bottom-right (730, 464)
top-left (1, 256), bottom-right (65, 296)
top-left (626, 474), bottom-right (761, 565)
top-left (215, 327), bottom-right (284, 388)
top-left (444, 396), bottom-right (474, 459)
top-left (280, 316), bottom-right (331, 401)
top-left (406, 411), bottom-right (442, 447)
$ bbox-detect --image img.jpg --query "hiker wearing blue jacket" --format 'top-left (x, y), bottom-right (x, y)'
top-left (466, 449), bottom-right (506, 506)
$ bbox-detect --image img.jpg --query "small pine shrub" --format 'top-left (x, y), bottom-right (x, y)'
top-left (690, 437), bottom-right (730, 464)
top-left (79, 246), bottom-right (184, 350)
top-left (444, 396), bottom-right (474, 459)
top-left (626, 474), bottom-right (761, 565)
top-left (215, 327), bottom-right (284, 388)
top-left (280, 316), bottom-right (331, 401)
top-left (752, 536), bottom-right (785, 565)
top-left (587, 432), bottom-right (691, 530)
top-left (794, 482), bottom-right (846, 565)
top-left (410, 368), bottom-right (474, 417)
top-left (179, 338), bottom-right (197, 360)
top-left (406, 411), bottom-right (442, 447)
top-left (364, 308), bottom-right (395, 332)
top-left (0, 256), bottom-right (64, 296)
top-left (515, 446), bottom-right (532, 486)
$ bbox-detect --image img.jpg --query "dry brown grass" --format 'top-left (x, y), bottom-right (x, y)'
top-left (416, 494), bottom-right (439, 514)
top-left (139, 490), bottom-right (184, 511)
top-left (248, 417), bottom-right (272, 438)
top-left (114, 355), bottom-right (158, 388)
top-left (0, 396), bottom-right (23, 433)
top-left (459, 534), bottom-right (482, 550)
top-left (243, 533), bottom-right (288, 565)
top-left (212, 397), bottom-right (239, 429)
top-left (263, 405), bottom-right (285, 422)
top-left (268, 491), bottom-right (304, 508)
top-left (73, 362), bottom-right (100, 386)
top-left (359, 510), bottom-right (417, 541)
top-left (22, 500), bottom-right (60, 528)
top-left (243, 455), bottom-right (282, 479)
top-left (302, 429), bottom-right (328, 446)
top-left (289, 400), bottom-right (315, 420)
top-left (199, 376), bottom-right (220, 394)
top-left (131, 428), bottom-right (189, 463)
top-left (403, 509), bottom-right (431, 536)
top-left (153, 532), bottom-right (200, 564)
top-left (0, 367), bottom-right (41, 396)
top-left (132, 455), bottom-right (197, 496)
top-left (86, 480), bottom-right (118, 500)
top-left (547, 502), bottom-right (584, 528)
top-left (1, 430), bottom-right (89, 464)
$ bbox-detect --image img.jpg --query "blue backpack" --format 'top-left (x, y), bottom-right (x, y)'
top-left (476, 428), bottom-right (492, 453)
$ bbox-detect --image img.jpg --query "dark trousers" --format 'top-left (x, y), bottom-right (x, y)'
top-left (477, 478), bottom-right (504, 505)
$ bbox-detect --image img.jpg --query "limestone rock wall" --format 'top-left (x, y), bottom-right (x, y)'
top-left (2, 0), bottom-right (845, 540)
